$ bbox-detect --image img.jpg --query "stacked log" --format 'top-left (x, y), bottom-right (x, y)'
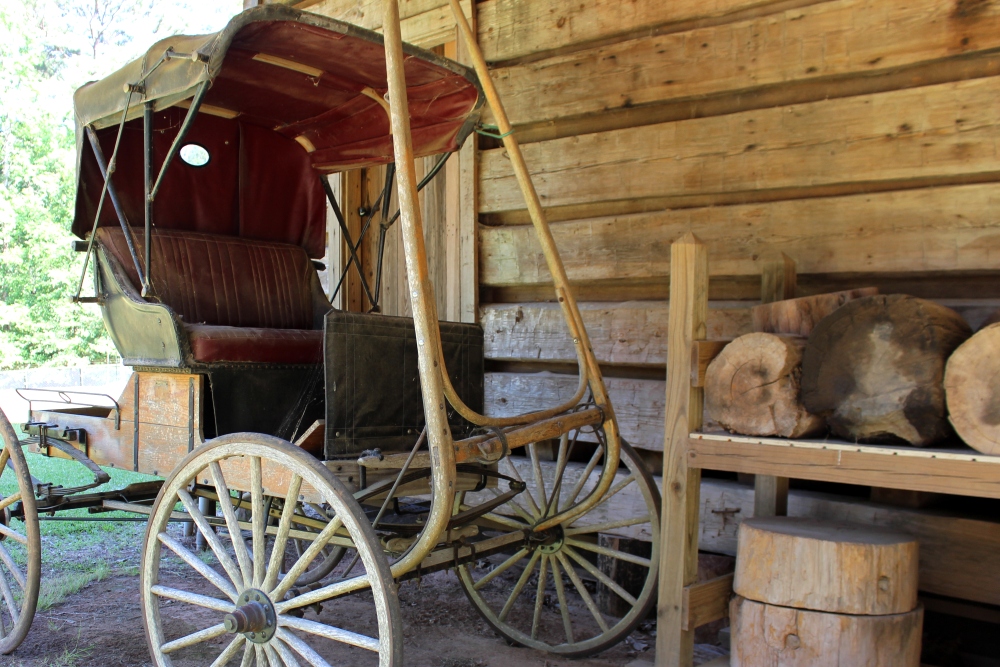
top-left (731, 517), bottom-right (922, 666)
top-left (704, 333), bottom-right (822, 438)
top-left (751, 287), bottom-right (878, 337)
top-left (801, 295), bottom-right (970, 446)
top-left (944, 323), bottom-right (1000, 455)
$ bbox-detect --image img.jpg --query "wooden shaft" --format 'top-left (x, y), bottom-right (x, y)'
top-left (447, 0), bottom-right (622, 533)
top-left (381, 0), bottom-right (457, 580)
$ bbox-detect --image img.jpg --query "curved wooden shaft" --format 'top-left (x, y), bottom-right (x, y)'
top-left (446, 0), bottom-right (621, 531)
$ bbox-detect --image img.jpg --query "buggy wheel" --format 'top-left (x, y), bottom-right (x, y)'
top-left (457, 434), bottom-right (660, 658)
top-left (141, 433), bottom-right (402, 667)
top-left (0, 409), bottom-right (41, 654)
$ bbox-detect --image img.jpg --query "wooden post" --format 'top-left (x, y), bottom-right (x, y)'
top-left (754, 252), bottom-right (795, 517)
top-left (339, 170), bottom-right (365, 313)
top-left (656, 233), bottom-right (707, 667)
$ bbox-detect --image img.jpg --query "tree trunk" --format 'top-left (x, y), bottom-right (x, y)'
top-left (705, 333), bottom-right (824, 438)
top-left (734, 517), bottom-right (918, 615)
top-left (801, 294), bottom-right (970, 446)
top-left (751, 287), bottom-right (878, 337)
top-left (944, 322), bottom-right (1000, 455)
top-left (730, 596), bottom-right (923, 667)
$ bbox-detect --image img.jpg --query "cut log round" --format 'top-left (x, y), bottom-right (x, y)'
top-left (705, 333), bottom-right (824, 438)
top-left (801, 294), bottom-right (971, 446)
top-left (945, 322), bottom-right (1000, 455)
top-left (730, 596), bottom-right (923, 667)
top-left (751, 287), bottom-right (878, 337)
top-left (734, 517), bottom-right (918, 615)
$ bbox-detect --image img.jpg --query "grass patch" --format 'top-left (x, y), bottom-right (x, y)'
top-left (37, 562), bottom-right (110, 611)
top-left (0, 451), bottom-right (161, 611)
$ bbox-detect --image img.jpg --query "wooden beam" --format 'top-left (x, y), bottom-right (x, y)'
top-left (683, 573), bottom-right (734, 631)
top-left (476, 0), bottom-right (822, 64)
top-left (478, 77), bottom-right (1000, 215)
top-left (656, 233), bottom-right (707, 667)
top-left (487, 0), bottom-right (1000, 130)
top-left (456, 11), bottom-right (479, 324)
top-left (479, 185), bottom-right (1000, 289)
top-left (690, 340), bottom-right (730, 388)
top-left (485, 372), bottom-right (668, 451)
top-left (339, 170), bottom-right (364, 313)
top-left (481, 302), bottom-right (752, 367)
top-left (753, 254), bottom-right (795, 517)
top-left (689, 432), bottom-right (1000, 499)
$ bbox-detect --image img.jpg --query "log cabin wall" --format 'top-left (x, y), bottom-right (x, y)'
top-left (303, 0), bottom-right (1000, 459)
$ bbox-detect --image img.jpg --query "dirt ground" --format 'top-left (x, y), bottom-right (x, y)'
top-left (1, 570), bottom-right (651, 667)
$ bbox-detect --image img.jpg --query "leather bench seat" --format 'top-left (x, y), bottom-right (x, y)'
top-left (96, 227), bottom-right (327, 364)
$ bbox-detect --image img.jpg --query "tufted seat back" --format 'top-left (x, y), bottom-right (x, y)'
top-left (96, 227), bottom-right (317, 330)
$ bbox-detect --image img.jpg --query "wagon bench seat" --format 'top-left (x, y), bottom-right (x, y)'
top-left (95, 227), bottom-right (327, 365)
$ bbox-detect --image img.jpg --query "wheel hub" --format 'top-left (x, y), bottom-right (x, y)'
top-left (225, 589), bottom-right (276, 644)
top-left (535, 525), bottom-right (565, 554)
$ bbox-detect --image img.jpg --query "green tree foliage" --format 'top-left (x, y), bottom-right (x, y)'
top-left (0, 1), bottom-right (238, 369)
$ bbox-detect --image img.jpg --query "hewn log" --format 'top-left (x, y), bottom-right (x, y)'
top-left (705, 333), bottom-right (823, 439)
top-left (751, 288), bottom-right (878, 337)
top-left (730, 596), bottom-right (923, 667)
top-left (944, 322), bottom-right (1000, 455)
top-left (801, 295), bottom-right (971, 446)
top-left (734, 517), bottom-right (918, 615)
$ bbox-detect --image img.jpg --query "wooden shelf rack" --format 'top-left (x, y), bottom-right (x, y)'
top-left (654, 233), bottom-right (1000, 667)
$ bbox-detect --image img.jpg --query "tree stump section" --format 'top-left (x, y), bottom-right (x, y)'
top-left (945, 322), bottom-right (1000, 455)
top-left (734, 517), bottom-right (918, 615)
top-left (801, 294), bottom-right (971, 446)
top-left (705, 333), bottom-right (823, 438)
top-left (751, 287), bottom-right (878, 337)
top-left (730, 596), bottom-right (923, 667)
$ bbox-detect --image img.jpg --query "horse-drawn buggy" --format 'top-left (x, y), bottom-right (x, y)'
top-left (1, 3), bottom-right (660, 664)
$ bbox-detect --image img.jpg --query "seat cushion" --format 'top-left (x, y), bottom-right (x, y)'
top-left (186, 325), bottom-right (323, 364)
top-left (96, 227), bottom-right (316, 329)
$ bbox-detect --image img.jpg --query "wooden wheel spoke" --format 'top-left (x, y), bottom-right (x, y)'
top-left (564, 514), bottom-right (651, 536)
top-left (160, 622), bottom-right (227, 654)
top-left (251, 457), bottom-right (266, 587)
top-left (0, 523), bottom-right (27, 546)
top-left (474, 548), bottom-right (529, 591)
top-left (501, 459), bottom-right (540, 517)
top-left (0, 567), bottom-right (19, 624)
top-left (588, 473), bottom-right (636, 512)
top-left (460, 505), bottom-right (526, 530)
top-left (271, 637), bottom-right (302, 667)
top-left (487, 488), bottom-right (534, 524)
top-left (209, 635), bottom-right (246, 667)
top-left (560, 447), bottom-right (602, 512)
top-left (264, 643), bottom-right (285, 667)
top-left (563, 544), bottom-right (638, 606)
top-left (0, 447), bottom-right (10, 473)
top-left (499, 550), bottom-right (541, 623)
top-left (240, 641), bottom-right (254, 667)
top-left (264, 476), bottom-right (304, 593)
top-left (276, 628), bottom-right (334, 667)
top-left (210, 462), bottom-right (253, 589)
top-left (158, 532), bottom-right (238, 601)
top-left (543, 434), bottom-right (570, 516)
top-left (280, 613), bottom-right (380, 652)
top-left (177, 489), bottom-right (244, 588)
top-left (275, 574), bottom-right (369, 614)
top-left (255, 644), bottom-right (266, 666)
top-left (555, 552), bottom-right (609, 633)
top-left (271, 516), bottom-right (343, 601)
top-left (0, 543), bottom-right (26, 588)
top-left (549, 557), bottom-right (575, 644)
top-left (150, 584), bottom-right (234, 612)
top-left (528, 443), bottom-right (548, 510)
top-left (564, 537), bottom-right (651, 567)
top-left (531, 554), bottom-right (548, 640)
top-left (0, 492), bottom-right (21, 514)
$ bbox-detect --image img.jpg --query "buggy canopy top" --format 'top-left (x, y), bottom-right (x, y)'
top-left (72, 4), bottom-right (484, 256)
